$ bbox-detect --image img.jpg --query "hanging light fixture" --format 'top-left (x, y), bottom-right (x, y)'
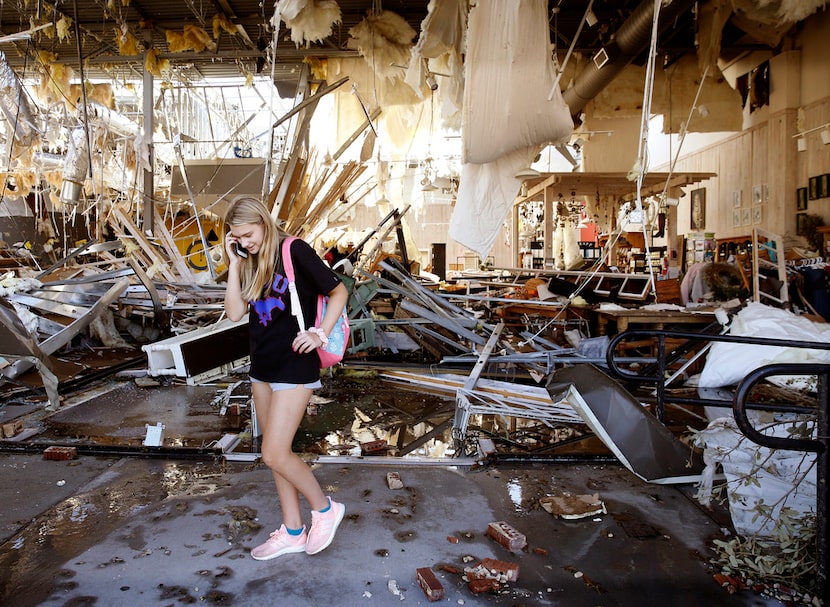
top-left (515, 166), bottom-right (542, 179)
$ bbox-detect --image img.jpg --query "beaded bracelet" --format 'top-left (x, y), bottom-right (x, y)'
top-left (308, 327), bottom-right (329, 345)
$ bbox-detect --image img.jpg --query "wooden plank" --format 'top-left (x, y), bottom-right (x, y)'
top-left (109, 206), bottom-right (178, 282)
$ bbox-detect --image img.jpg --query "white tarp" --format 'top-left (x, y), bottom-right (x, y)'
top-left (699, 301), bottom-right (830, 391)
top-left (695, 415), bottom-right (816, 538)
top-left (451, 0), bottom-right (572, 259)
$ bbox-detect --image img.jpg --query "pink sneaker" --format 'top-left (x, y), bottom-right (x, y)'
top-left (305, 498), bottom-right (345, 555)
top-left (250, 525), bottom-right (307, 560)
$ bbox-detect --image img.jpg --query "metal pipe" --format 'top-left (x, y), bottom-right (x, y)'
top-left (59, 127), bottom-right (90, 206)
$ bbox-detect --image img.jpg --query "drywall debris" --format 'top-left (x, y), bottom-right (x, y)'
top-left (539, 493), bottom-right (607, 519)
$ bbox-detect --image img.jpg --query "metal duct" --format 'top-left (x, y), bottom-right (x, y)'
top-left (0, 50), bottom-right (38, 147)
top-left (78, 101), bottom-right (139, 138)
top-left (562, 0), bottom-right (697, 116)
top-left (60, 127), bottom-right (90, 206)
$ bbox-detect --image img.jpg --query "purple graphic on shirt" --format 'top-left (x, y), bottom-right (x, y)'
top-left (252, 273), bottom-right (289, 326)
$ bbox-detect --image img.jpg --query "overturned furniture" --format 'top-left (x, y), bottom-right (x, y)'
top-left (142, 319), bottom-right (249, 385)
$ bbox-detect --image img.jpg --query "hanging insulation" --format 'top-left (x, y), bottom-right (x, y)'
top-left (349, 10), bottom-right (416, 83)
top-left (166, 25), bottom-right (217, 53)
top-left (277, 0), bottom-right (342, 46)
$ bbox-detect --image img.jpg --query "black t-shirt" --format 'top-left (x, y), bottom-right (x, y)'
top-left (247, 238), bottom-right (342, 383)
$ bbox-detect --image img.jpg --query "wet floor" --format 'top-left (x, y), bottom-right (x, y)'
top-left (0, 453), bottom-right (782, 607)
top-left (0, 371), bottom-right (788, 606)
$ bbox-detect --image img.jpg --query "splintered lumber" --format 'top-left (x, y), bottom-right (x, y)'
top-left (109, 206), bottom-right (178, 282)
top-left (379, 370), bottom-right (582, 425)
top-left (302, 161), bottom-right (367, 234)
top-left (153, 211), bottom-right (197, 283)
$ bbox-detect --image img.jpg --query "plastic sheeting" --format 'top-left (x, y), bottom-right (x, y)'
top-left (450, 147), bottom-right (537, 259)
top-left (695, 415), bottom-right (816, 538)
top-left (460, 0), bottom-right (572, 165)
top-left (450, 0), bottom-right (572, 259)
top-left (699, 302), bottom-right (830, 390)
top-left (404, 0), bottom-right (466, 128)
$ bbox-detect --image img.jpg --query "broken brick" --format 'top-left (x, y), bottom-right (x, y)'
top-left (481, 557), bottom-right (519, 582)
top-left (486, 521), bottom-right (527, 552)
top-left (468, 578), bottom-right (501, 594)
top-left (43, 446), bottom-right (77, 461)
top-left (437, 564), bottom-right (462, 575)
top-left (532, 547), bottom-right (549, 556)
top-left (446, 535), bottom-right (459, 544)
top-left (360, 439), bottom-right (387, 455)
top-left (416, 567), bottom-right (444, 602)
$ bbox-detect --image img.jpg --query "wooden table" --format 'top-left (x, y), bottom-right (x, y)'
top-left (594, 308), bottom-right (716, 335)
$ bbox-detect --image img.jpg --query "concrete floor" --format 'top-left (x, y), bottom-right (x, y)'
top-left (0, 376), bottom-right (783, 607)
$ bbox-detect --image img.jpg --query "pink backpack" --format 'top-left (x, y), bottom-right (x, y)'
top-left (281, 237), bottom-right (350, 368)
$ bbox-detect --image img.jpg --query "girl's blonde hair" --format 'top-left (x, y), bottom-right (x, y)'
top-left (223, 196), bottom-right (283, 301)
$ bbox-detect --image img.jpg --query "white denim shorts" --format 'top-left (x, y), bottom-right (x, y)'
top-left (250, 378), bottom-right (322, 391)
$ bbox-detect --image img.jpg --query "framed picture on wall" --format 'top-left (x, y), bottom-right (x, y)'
top-left (820, 174), bottom-right (829, 199)
top-left (752, 206), bottom-right (763, 224)
top-left (752, 184), bottom-right (763, 204)
top-left (809, 176), bottom-right (819, 200)
top-left (741, 208), bottom-right (751, 226)
top-left (690, 188), bottom-right (706, 230)
top-left (797, 187), bottom-right (808, 210)
top-left (797, 212), bottom-right (808, 235)
top-left (732, 209), bottom-right (741, 228)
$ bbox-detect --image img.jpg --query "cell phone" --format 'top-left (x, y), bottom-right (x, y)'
top-left (233, 242), bottom-right (248, 258)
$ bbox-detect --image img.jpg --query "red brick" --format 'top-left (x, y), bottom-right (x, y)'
top-left (532, 547), bottom-right (549, 556)
top-left (43, 446), bottom-right (77, 461)
top-left (447, 535), bottom-right (459, 544)
top-left (486, 521), bottom-right (527, 552)
top-left (468, 578), bottom-right (500, 594)
top-left (416, 567), bottom-right (444, 602)
top-left (360, 439), bottom-right (387, 455)
top-left (480, 557), bottom-right (519, 582)
top-left (437, 564), bottom-right (462, 575)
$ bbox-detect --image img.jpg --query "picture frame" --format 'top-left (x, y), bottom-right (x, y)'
top-left (690, 188), bottom-right (706, 230)
top-left (809, 176), bottom-right (819, 200)
top-left (732, 209), bottom-right (741, 228)
top-left (733, 191), bottom-right (742, 208)
top-left (797, 187), bottom-right (808, 211)
top-left (752, 205), bottom-right (762, 225)
top-left (741, 208), bottom-right (751, 226)
top-left (820, 173), bottom-right (829, 199)
top-left (752, 184), bottom-right (763, 204)
top-left (797, 212), bottom-right (808, 236)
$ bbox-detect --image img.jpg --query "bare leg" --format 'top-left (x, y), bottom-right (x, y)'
top-left (252, 382), bottom-right (328, 530)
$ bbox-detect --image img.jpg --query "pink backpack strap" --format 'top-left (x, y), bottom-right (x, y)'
top-left (281, 236), bottom-right (298, 281)
top-left (280, 236), bottom-right (307, 331)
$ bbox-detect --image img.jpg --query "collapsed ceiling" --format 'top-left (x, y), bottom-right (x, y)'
top-left (0, 0), bottom-right (816, 97)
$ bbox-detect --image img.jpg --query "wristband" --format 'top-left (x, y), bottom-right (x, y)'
top-left (309, 327), bottom-right (329, 345)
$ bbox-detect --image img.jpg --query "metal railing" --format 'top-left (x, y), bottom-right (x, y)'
top-left (605, 329), bottom-right (828, 596)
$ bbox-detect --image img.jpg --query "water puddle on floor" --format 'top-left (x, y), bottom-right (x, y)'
top-left (0, 461), bottom-right (229, 605)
